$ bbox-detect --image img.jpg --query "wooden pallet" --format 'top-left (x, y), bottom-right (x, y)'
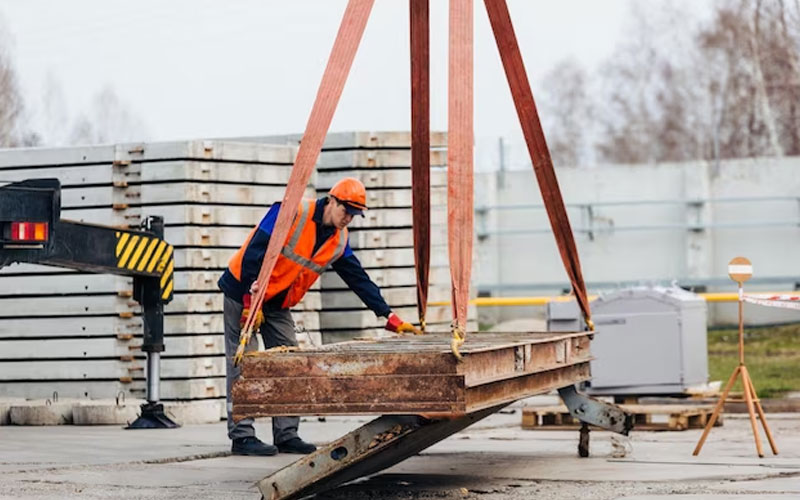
top-left (522, 403), bottom-right (723, 431)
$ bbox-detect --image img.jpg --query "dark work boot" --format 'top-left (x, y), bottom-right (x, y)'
top-left (231, 436), bottom-right (278, 456)
top-left (277, 437), bottom-right (317, 454)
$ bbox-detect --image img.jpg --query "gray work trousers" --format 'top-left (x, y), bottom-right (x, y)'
top-left (224, 295), bottom-right (299, 444)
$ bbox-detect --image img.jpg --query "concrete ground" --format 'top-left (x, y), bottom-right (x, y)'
top-left (0, 407), bottom-right (799, 500)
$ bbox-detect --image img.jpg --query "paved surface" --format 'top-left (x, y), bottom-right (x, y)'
top-left (0, 408), bottom-right (799, 499)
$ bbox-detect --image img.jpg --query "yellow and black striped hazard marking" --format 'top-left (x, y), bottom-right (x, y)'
top-left (115, 231), bottom-right (174, 301)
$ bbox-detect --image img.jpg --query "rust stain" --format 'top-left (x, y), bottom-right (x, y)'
top-left (314, 358), bottom-right (382, 376)
top-left (368, 423), bottom-right (413, 449)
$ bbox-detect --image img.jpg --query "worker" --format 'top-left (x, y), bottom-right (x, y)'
top-left (218, 177), bottom-right (420, 456)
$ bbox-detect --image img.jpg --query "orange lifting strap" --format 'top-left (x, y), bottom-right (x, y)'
top-left (410, 0), bottom-right (431, 333)
top-left (448, 0), bottom-right (474, 358)
top-left (236, 0), bottom-right (375, 363)
top-left (483, 0), bottom-right (592, 330)
top-left (238, 0), bottom-right (592, 363)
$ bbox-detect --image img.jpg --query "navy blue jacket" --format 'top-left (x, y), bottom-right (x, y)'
top-left (218, 197), bottom-right (392, 317)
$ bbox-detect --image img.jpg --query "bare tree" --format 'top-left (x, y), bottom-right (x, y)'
top-left (749, 0), bottom-right (784, 156)
top-left (69, 85), bottom-right (148, 145)
top-left (594, 2), bottom-right (707, 164)
top-left (28, 75), bottom-right (148, 147)
top-left (539, 58), bottom-right (594, 167)
top-left (0, 17), bottom-right (28, 147)
top-left (697, 0), bottom-right (800, 159)
top-left (587, 0), bottom-right (800, 164)
top-left (37, 72), bottom-right (71, 146)
top-left (775, 0), bottom-right (800, 153)
top-left (755, 0), bottom-right (800, 154)
top-left (68, 114), bottom-right (94, 146)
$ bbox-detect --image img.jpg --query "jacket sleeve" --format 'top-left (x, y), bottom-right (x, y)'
top-left (240, 203), bottom-right (280, 289)
top-left (332, 242), bottom-right (392, 318)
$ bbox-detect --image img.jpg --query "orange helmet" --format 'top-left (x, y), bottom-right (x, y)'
top-left (329, 177), bottom-right (367, 215)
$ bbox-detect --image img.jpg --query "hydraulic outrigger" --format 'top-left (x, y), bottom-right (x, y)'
top-left (0, 177), bottom-right (178, 428)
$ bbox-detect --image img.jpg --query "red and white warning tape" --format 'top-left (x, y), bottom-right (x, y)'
top-left (743, 294), bottom-right (800, 310)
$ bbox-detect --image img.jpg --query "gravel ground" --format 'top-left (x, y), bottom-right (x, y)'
top-left (1, 412), bottom-right (798, 499)
top-left (3, 472), bottom-right (798, 500)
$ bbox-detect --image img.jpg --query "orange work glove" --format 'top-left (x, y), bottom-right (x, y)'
top-left (240, 293), bottom-right (264, 330)
top-left (384, 312), bottom-right (422, 335)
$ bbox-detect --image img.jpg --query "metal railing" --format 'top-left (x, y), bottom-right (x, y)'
top-left (474, 195), bottom-right (800, 295)
top-left (477, 275), bottom-right (800, 294)
top-left (475, 196), bottom-right (800, 238)
top-left (430, 291), bottom-right (800, 307)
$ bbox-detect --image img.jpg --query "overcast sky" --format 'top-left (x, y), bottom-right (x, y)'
top-left (0, 0), bottom-right (707, 156)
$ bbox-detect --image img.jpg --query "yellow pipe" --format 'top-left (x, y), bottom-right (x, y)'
top-left (428, 295), bottom-right (596, 307)
top-left (429, 292), bottom-right (800, 307)
top-left (700, 292), bottom-right (739, 303)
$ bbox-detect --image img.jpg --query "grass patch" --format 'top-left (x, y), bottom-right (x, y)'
top-left (708, 323), bottom-right (800, 398)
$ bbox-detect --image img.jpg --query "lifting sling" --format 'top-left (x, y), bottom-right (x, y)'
top-left (235, 0), bottom-right (376, 363)
top-left (448, 0), bottom-right (474, 358)
top-left (484, 0), bottom-right (593, 330)
top-left (410, 0), bottom-right (431, 333)
top-left (238, 0), bottom-right (593, 363)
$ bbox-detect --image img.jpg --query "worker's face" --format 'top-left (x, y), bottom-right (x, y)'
top-left (327, 198), bottom-right (354, 229)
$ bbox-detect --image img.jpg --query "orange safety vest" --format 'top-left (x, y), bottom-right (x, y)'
top-left (227, 199), bottom-right (348, 308)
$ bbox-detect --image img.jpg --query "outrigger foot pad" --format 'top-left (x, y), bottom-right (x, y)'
top-left (126, 402), bottom-right (180, 429)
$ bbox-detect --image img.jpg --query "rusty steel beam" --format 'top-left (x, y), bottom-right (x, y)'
top-left (258, 404), bottom-right (506, 500)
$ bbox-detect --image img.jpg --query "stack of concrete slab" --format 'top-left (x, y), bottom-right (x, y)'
top-left (0, 143), bottom-right (146, 402)
top-left (0, 140), bottom-right (312, 403)
top-left (0, 132), bottom-right (476, 405)
top-left (262, 132), bottom-right (477, 342)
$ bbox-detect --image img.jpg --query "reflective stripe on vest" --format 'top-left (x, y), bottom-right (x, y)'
top-left (280, 200), bottom-right (348, 275)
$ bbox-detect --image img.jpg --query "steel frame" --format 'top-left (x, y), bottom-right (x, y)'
top-left (258, 404), bottom-right (504, 500)
top-left (232, 332), bottom-right (593, 418)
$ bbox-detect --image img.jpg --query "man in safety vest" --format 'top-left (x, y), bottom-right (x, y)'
top-left (218, 177), bottom-right (420, 456)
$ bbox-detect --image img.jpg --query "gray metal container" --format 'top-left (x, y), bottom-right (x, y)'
top-left (588, 286), bottom-right (709, 395)
top-left (546, 300), bottom-right (584, 332)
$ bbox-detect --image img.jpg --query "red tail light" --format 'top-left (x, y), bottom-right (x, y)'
top-left (10, 222), bottom-right (49, 242)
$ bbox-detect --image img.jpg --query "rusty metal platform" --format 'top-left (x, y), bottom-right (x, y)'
top-left (232, 331), bottom-right (592, 420)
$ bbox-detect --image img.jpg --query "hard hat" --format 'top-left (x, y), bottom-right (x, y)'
top-left (328, 177), bottom-right (367, 216)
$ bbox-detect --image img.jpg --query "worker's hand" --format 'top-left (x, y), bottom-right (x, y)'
top-left (384, 312), bottom-right (422, 335)
top-left (249, 281), bottom-right (260, 295)
top-left (240, 293), bottom-right (264, 330)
